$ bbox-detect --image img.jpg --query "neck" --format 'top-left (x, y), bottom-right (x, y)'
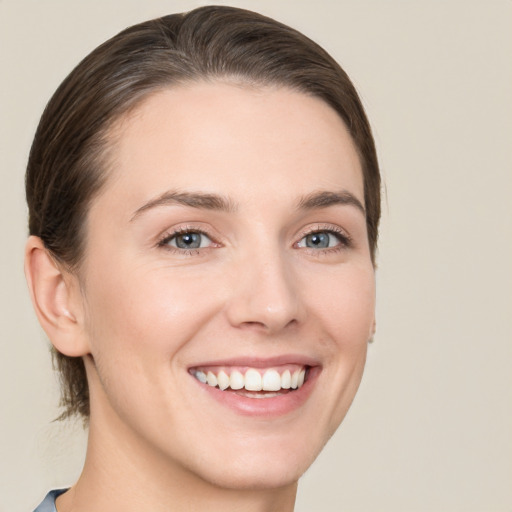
top-left (57, 409), bottom-right (297, 512)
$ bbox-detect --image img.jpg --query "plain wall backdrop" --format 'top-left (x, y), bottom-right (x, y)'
top-left (1, 1), bottom-right (511, 511)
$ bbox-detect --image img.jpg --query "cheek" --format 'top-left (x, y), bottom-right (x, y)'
top-left (302, 263), bottom-right (374, 426)
top-left (305, 262), bottom-right (375, 346)
top-left (83, 261), bottom-right (222, 362)
top-left (327, 265), bottom-right (374, 391)
top-left (81, 262), bottom-right (223, 429)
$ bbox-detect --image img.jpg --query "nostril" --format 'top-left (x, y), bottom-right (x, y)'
top-left (239, 320), bottom-right (269, 331)
top-left (239, 318), bottom-right (298, 332)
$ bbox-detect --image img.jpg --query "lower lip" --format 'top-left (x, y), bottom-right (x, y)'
top-left (192, 367), bottom-right (320, 417)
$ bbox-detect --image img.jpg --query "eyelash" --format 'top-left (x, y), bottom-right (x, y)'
top-left (157, 224), bottom-right (352, 256)
top-left (157, 226), bottom-right (217, 255)
top-left (295, 225), bottom-right (352, 254)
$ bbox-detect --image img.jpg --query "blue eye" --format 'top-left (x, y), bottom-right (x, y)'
top-left (163, 231), bottom-right (212, 250)
top-left (297, 231), bottom-right (345, 249)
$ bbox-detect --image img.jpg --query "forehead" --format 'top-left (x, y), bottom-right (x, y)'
top-left (99, 82), bottom-right (364, 213)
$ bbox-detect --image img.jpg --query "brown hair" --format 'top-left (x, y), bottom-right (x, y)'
top-left (26, 5), bottom-right (381, 420)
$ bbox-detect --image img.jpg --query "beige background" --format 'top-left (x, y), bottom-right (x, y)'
top-left (1, 1), bottom-right (511, 511)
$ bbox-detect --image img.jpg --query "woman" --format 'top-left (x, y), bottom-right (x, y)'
top-left (25, 6), bottom-right (380, 511)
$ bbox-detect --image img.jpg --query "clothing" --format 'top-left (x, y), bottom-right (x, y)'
top-left (33, 489), bottom-right (67, 512)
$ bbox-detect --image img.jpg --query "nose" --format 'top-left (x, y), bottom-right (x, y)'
top-left (224, 251), bottom-right (303, 334)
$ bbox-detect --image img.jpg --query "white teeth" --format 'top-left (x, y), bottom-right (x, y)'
top-left (206, 371), bottom-right (218, 387)
top-left (244, 369), bottom-right (262, 391)
top-left (195, 370), bottom-right (207, 384)
top-left (230, 370), bottom-right (244, 390)
top-left (262, 369), bottom-right (281, 391)
top-left (246, 392), bottom-right (280, 399)
top-left (217, 370), bottom-right (230, 390)
top-left (193, 366), bottom-right (308, 393)
top-left (291, 370), bottom-right (299, 389)
top-left (281, 370), bottom-right (291, 389)
top-left (298, 369), bottom-right (305, 388)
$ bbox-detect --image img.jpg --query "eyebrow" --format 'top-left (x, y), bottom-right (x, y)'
top-left (130, 190), bottom-right (237, 221)
top-left (297, 190), bottom-right (366, 215)
top-left (131, 188), bottom-right (365, 221)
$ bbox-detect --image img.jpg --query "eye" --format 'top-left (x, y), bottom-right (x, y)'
top-left (296, 230), bottom-right (348, 249)
top-left (160, 230), bottom-right (213, 250)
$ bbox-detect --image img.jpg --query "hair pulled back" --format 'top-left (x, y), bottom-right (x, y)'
top-left (26, 5), bottom-right (381, 420)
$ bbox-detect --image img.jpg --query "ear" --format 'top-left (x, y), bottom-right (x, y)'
top-left (24, 236), bottom-right (90, 357)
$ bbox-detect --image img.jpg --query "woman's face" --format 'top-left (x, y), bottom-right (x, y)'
top-left (78, 83), bottom-right (375, 489)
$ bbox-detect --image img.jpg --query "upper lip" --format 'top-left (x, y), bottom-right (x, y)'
top-left (188, 354), bottom-right (321, 370)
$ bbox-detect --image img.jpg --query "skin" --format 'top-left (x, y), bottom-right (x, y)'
top-left (25, 82), bottom-right (376, 512)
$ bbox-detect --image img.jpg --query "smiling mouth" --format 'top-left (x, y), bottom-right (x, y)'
top-left (190, 365), bottom-right (309, 398)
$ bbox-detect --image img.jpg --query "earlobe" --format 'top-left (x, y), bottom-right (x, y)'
top-left (24, 236), bottom-right (90, 357)
top-left (369, 319), bottom-right (376, 343)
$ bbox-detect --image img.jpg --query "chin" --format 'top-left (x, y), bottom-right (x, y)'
top-left (194, 454), bottom-right (309, 491)
top-left (181, 428), bottom-right (329, 491)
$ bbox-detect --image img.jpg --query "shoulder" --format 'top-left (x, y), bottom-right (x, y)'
top-left (33, 489), bottom-right (68, 512)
